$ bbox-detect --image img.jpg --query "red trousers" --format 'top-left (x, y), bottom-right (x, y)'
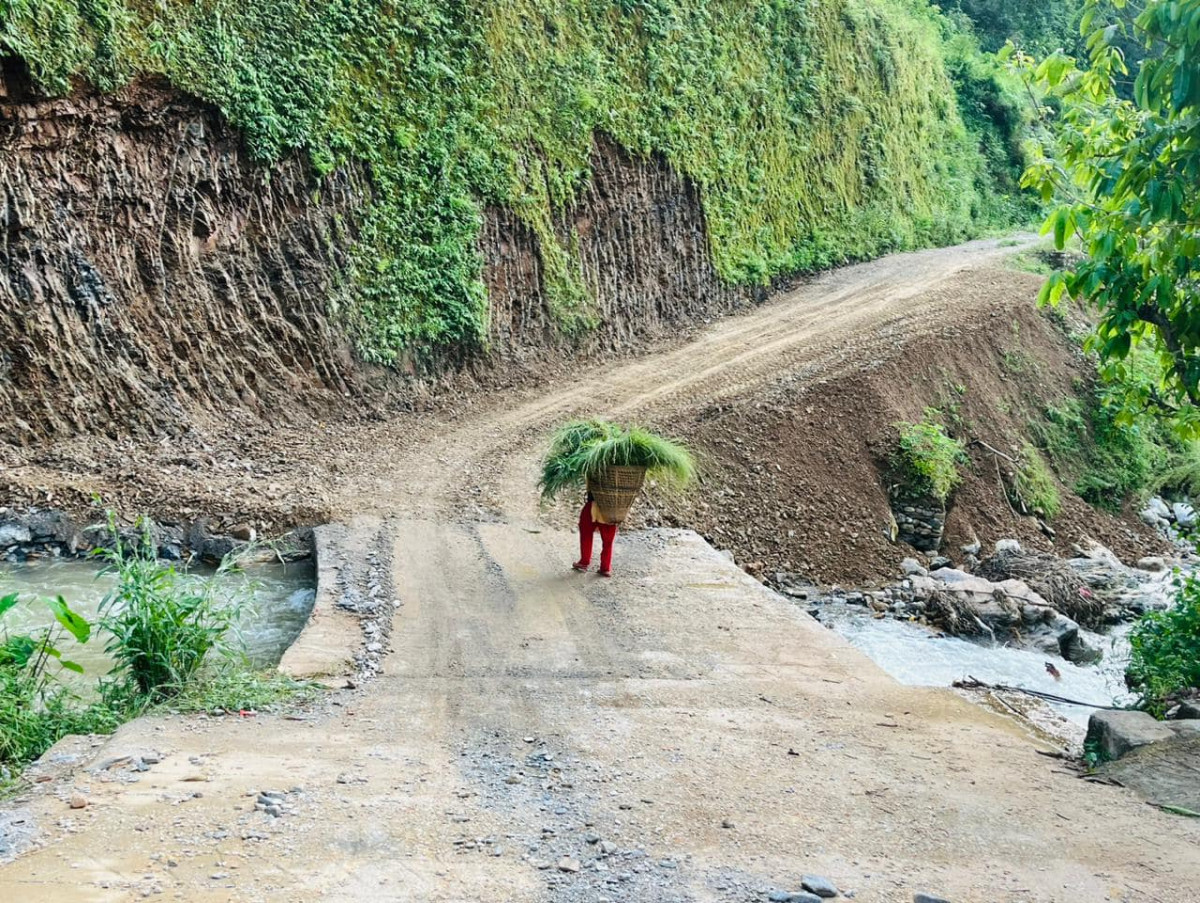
top-left (578, 501), bottom-right (618, 572)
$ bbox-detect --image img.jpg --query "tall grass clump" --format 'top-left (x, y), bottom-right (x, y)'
top-left (96, 519), bottom-right (241, 702)
top-left (892, 410), bottom-right (967, 502)
top-left (539, 419), bottom-right (696, 502)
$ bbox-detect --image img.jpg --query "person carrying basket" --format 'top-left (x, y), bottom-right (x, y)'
top-left (539, 420), bottom-right (696, 580)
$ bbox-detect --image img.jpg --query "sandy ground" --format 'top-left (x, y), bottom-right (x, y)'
top-left (3, 238), bottom-right (1199, 902)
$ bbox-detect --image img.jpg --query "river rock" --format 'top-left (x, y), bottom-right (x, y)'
top-left (1021, 608), bottom-right (1097, 662)
top-left (0, 521), bottom-right (32, 547)
top-left (994, 538), bottom-right (1022, 554)
top-left (1141, 507), bottom-right (1167, 527)
top-left (901, 557), bottom-right (928, 577)
top-left (925, 568), bottom-right (980, 587)
top-left (1136, 556), bottom-right (1168, 573)
top-left (1086, 710), bottom-right (1175, 760)
top-left (1172, 502), bottom-right (1196, 527)
top-left (910, 573), bottom-right (1022, 632)
top-left (1146, 496), bottom-right (1172, 520)
top-left (1166, 720), bottom-right (1200, 739)
top-left (801, 874), bottom-right (838, 897)
top-left (24, 510), bottom-right (81, 550)
top-left (1176, 701), bottom-right (1200, 720)
top-left (913, 895), bottom-right (952, 903)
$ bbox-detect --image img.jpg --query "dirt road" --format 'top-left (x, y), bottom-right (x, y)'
top-left (3, 239), bottom-right (1199, 902)
top-left (331, 237), bottom-right (1041, 524)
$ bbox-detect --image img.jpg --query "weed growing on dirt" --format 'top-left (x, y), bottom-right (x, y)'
top-left (1128, 572), bottom-right (1200, 717)
top-left (0, 593), bottom-right (121, 775)
top-left (96, 520), bottom-right (240, 702)
top-left (893, 410), bottom-right (967, 502)
top-left (163, 670), bottom-right (322, 715)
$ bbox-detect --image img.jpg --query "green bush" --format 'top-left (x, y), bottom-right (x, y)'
top-left (96, 520), bottom-right (240, 702)
top-left (1, 519), bottom-right (321, 777)
top-left (1128, 574), bottom-right (1200, 717)
top-left (0, 592), bottom-right (118, 774)
top-left (1012, 442), bottom-right (1061, 518)
top-left (1031, 349), bottom-right (1200, 511)
top-left (893, 411), bottom-right (968, 502)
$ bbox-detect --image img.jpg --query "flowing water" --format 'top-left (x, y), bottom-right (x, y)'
top-left (0, 557), bottom-right (317, 684)
top-left (814, 601), bottom-right (1137, 724)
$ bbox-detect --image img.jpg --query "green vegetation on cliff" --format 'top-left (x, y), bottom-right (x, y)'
top-left (2, 0), bottom-right (1033, 363)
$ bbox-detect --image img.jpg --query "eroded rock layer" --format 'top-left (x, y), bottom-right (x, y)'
top-left (1, 75), bottom-right (745, 442)
top-left (481, 136), bottom-right (749, 359)
top-left (0, 67), bottom-right (367, 444)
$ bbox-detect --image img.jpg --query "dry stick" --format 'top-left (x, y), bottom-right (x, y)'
top-left (985, 689), bottom-right (1026, 721)
top-left (954, 676), bottom-right (1124, 710)
top-left (969, 438), bottom-right (1019, 465)
top-left (972, 438), bottom-right (1021, 518)
top-left (996, 455), bottom-right (1019, 518)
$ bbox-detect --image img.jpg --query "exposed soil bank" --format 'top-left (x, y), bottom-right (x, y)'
top-left (657, 278), bottom-right (1165, 583)
top-left (0, 74), bottom-right (750, 445)
top-left (0, 72), bottom-right (373, 443)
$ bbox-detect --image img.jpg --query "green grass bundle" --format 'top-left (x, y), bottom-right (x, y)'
top-left (539, 420), bottom-right (696, 502)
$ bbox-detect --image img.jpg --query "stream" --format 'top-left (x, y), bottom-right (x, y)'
top-left (0, 557), bottom-right (316, 685)
top-left (813, 601), bottom-right (1136, 724)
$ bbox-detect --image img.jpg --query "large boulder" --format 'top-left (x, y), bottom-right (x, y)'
top-left (1166, 720), bottom-right (1200, 740)
top-left (1176, 700), bottom-right (1200, 720)
top-left (1086, 710), bottom-right (1176, 761)
top-left (1100, 736), bottom-right (1200, 812)
top-left (1146, 496), bottom-right (1172, 520)
top-left (23, 509), bottom-right (82, 551)
top-left (910, 572), bottom-right (1027, 634)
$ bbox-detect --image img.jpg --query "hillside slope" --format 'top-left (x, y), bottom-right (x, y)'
top-left (0, 0), bottom-right (1029, 440)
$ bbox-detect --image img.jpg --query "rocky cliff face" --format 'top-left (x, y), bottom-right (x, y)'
top-left (482, 136), bottom-right (749, 361)
top-left (0, 71), bottom-right (745, 443)
top-left (0, 64), bottom-right (370, 444)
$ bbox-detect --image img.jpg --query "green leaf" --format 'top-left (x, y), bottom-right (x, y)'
top-left (0, 635), bottom-right (37, 668)
top-left (0, 593), bottom-right (19, 620)
top-left (59, 659), bottom-right (85, 675)
top-left (47, 595), bottom-right (91, 644)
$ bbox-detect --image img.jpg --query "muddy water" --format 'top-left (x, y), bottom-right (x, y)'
top-left (0, 557), bottom-right (316, 683)
top-left (815, 601), bottom-right (1136, 724)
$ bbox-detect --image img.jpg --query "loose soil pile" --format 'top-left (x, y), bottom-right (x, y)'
top-left (654, 280), bottom-right (1162, 583)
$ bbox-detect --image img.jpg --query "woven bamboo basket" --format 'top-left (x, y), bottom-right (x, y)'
top-left (587, 465), bottom-right (647, 524)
